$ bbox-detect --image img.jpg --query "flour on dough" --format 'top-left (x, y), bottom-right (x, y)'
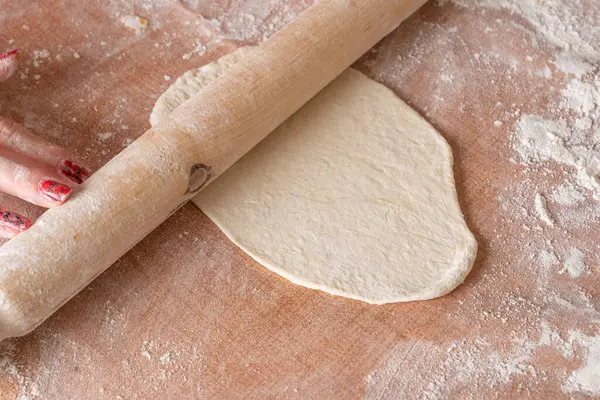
top-left (150, 47), bottom-right (254, 126)
top-left (150, 48), bottom-right (477, 304)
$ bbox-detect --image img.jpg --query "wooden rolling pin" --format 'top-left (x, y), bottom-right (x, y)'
top-left (0, 0), bottom-right (427, 340)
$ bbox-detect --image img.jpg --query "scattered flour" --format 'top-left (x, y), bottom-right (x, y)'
top-left (141, 341), bottom-right (153, 360)
top-left (559, 248), bottom-right (587, 278)
top-left (0, 342), bottom-right (40, 400)
top-left (132, 339), bottom-right (203, 393)
top-left (120, 15), bottom-right (149, 35)
top-left (551, 182), bottom-right (586, 205)
top-left (366, 319), bottom-right (600, 399)
top-left (0, 333), bottom-right (204, 398)
top-left (2, 0), bottom-right (599, 398)
top-left (553, 53), bottom-right (592, 78)
top-left (31, 49), bottom-right (50, 68)
top-left (363, 0), bottom-right (600, 397)
top-left (539, 321), bottom-right (573, 357)
top-left (533, 193), bottom-right (554, 227)
top-left (455, 0), bottom-right (599, 395)
top-left (536, 250), bottom-right (559, 269)
top-left (446, 0), bottom-right (600, 63)
top-left (96, 131), bottom-right (115, 142)
top-left (563, 331), bottom-right (600, 395)
top-left (176, 0), bottom-right (312, 58)
top-left (513, 115), bottom-right (600, 200)
top-left (446, 0), bottom-right (600, 214)
top-left (561, 77), bottom-right (600, 116)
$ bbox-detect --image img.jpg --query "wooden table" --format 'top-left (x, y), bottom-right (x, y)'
top-left (1, 1), bottom-right (599, 398)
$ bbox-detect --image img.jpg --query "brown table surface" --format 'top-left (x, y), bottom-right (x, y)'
top-left (1, 0), bottom-right (599, 399)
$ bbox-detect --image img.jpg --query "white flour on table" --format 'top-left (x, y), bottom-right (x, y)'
top-left (363, 0), bottom-right (600, 397)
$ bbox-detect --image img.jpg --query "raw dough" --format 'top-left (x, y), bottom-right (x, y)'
top-left (151, 48), bottom-right (477, 304)
top-left (150, 48), bottom-right (254, 127)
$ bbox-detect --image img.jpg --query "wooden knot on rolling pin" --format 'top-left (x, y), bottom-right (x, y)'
top-left (187, 163), bottom-right (213, 195)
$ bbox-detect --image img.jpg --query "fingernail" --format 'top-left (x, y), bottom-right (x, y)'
top-left (39, 179), bottom-right (72, 203)
top-left (59, 160), bottom-right (90, 184)
top-left (0, 49), bottom-right (19, 59)
top-left (0, 210), bottom-right (32, 232)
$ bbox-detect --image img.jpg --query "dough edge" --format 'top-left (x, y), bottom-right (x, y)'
top-left (203, 183), bottom-right (477, 304)
top-left (151, 48), bottom-right (478, 304)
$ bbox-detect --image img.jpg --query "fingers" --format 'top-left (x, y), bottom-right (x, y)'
top-left (0, 155), bottom-right (74, 208)
top-left (0, 117), bottom-right (90, 184)
top-left (0, 51), bottom-right (87, 238)
top-left (0, 50), bottom-right (30, 239)
top-left (0, 118), bottom-right (85, 208)
top-left (0, 210), bottom-right (32, 239)
top-left (0, 49), bottom-right (19, 82)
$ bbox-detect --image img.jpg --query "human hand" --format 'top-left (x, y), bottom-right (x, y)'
top-left (0, 49), bottom-right (90, 238)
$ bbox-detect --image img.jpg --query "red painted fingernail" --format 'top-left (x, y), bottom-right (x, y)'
top-left (59, 160), bottom-right (90, 184)
top-left (0, 210), bottom-right (32, 232)
top-left (0, 49), bottom-right (18, 59)
top-left (39, 179), bottom-right (72, 203)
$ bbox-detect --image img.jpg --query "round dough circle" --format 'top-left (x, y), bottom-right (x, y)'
top-left (151, 48), bottom-right (477, 304)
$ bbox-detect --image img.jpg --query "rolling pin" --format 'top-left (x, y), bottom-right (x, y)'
top-left (0, 0), bottom-right (428, 340)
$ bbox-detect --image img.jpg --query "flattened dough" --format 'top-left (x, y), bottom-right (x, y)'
top-left (151, 48), bottom-right (477, 304)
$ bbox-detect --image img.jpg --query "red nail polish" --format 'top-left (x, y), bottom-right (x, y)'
top-left (39, 179), bottom-right (72, 203)
top-left (59, 160), bottom-right (90, 184)
top-left (0, 211), bottom-right (32, 232)
top-left (0, 49), bottom-right (18, 59)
